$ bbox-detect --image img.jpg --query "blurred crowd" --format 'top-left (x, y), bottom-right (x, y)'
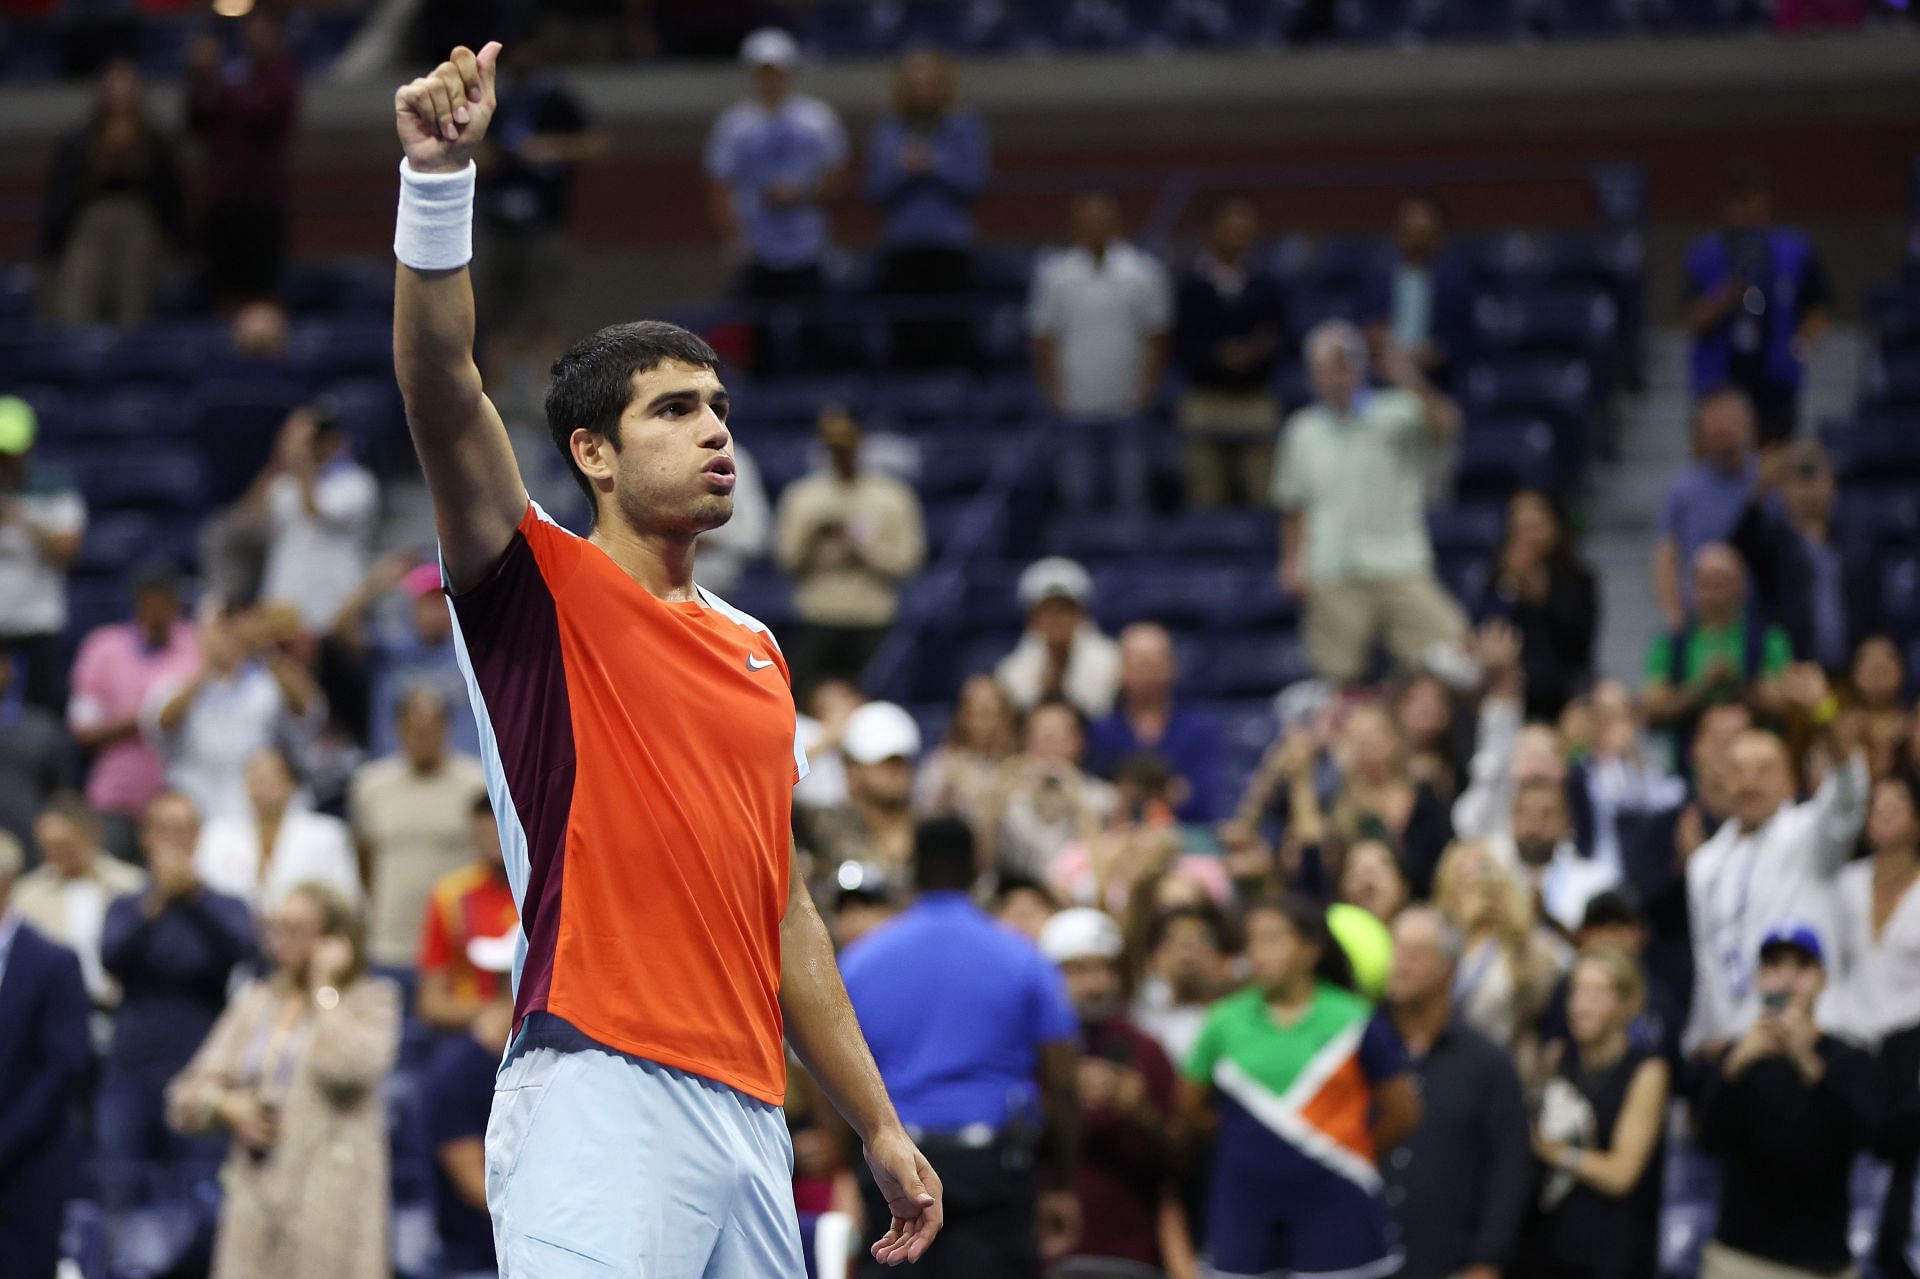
top-left (8, 17), bottom-right (1919, 1279)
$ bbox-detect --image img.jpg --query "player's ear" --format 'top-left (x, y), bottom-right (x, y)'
top-left (572, 427), bottom-right (616, 487)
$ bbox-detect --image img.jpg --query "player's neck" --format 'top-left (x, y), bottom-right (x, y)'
top-left (589, 522), bottom-right (701, 603)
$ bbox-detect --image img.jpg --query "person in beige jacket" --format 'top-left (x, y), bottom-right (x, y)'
top-left (11, 792), bottom-right (146, 1004)
top-left (774, 405), bottom-right (926, 693)
top-left (168, 880), bottom-right (399, 1279)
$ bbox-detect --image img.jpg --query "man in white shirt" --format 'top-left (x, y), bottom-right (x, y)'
top-left (0, 396), bottom-right (86, 710)
top-left (253, 401), bottom-right (380, 633)
top-left (1683, 664), bottom-right (1867, 1057)
top-left (1028, 192), bottom-right (1171, 510)
top-left (195, 745), bottom-right (359, 913)
top-left (10, 792), bottom-right (145, 1004)
top-left (143, 607), bottom-right (323, 824)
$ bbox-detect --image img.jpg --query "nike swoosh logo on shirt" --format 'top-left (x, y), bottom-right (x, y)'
top-left (746, 653), bottom-right (775, 671)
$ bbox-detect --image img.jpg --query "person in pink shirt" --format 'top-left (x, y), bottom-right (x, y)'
top-left (66, 563), bottom-right (200, 856)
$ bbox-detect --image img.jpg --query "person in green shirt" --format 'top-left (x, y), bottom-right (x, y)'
top-left (1177, 893), bottom-right (1421, 1278)
top-left (1643, 542), bottom-right (1791, 732)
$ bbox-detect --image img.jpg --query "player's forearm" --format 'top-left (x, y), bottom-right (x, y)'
top-left (781, 891), bottom-right (904, 1145)
top-left (394, 264), bottom-right (486, 427)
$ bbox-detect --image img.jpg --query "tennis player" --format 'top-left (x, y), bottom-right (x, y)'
top-left (391, 42), bottom-right (942, 1276)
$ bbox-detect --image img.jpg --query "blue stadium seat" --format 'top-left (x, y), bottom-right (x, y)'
top-left (288, 320), bottom-right (394, 382)
top-left (1093, 565), bottom-right (1281, 630)
top-left (1867, 283), bottom-right (1920, 352)
top-left (1869, 351), bottom-right (1920, 408)
top-left (322, 378), bottom-right (407, 460)
top-left (1882, 557), bottom-right (1920, 635)
top-left (193, 378), bottom-right (306, 505)
top-left (116, 321), bottom-right (229, 387)
top-left (77, 512), bottom-right (167, 578)
top-left (1046, 514), bottom-right (1152, 563)
top-left (726, 567), bottom-right (801, 633)
top-left (1157, 508), bottom-right (1274, 557)
top-left (1184, 633), bottom-right (1312, 699)
top-left (78, 448), bottom-right (208, 516)
top-left (67, 577), bottom-right (131, 641)
top-left (1428, 504), bottom-right (1506, 557)
top-left (1471, 291), bottom-right (1618, 359)
top-left (1461, 356), bottom-right (1594, 420)
top-left (1456, 420), bottom-right (1562, 499)
top-left (0, 325), bottom-right (119, 385)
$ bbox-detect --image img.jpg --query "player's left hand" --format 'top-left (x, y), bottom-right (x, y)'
top-left (863, 1125), bottom-right (942, 1266)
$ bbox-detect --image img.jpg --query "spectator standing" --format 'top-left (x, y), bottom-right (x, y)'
top-left (1433, 840), bottom-right (1562, 1073)
top-left (1338, 837), bottom-right (1412, 924)
top-left (1698, 926), bottom-right (1873, 1279)
top-left (1483, 488), bottom-right (1600, 721)
top-left (144, 607), bottom-right (322, 824)
top-left (1823, 774), bottom-right (1920, 1048)
top-left (195, 746), bottom-right (360, 913)
top-left (840, 818), bottom-right (1083, 1278)
top-left (1685, 167), bottom-right (1831, 443)
top-left (800, 700), bottom-right (922, 875)
top-left (1682, 670), bottom-right (1866, 1056)
top-left (1087, 621), bottom-right (1227, 824)
top-left (1732, 440), bottom-right (1870, 674)
top-left (348, 687), bottom-right (485, 970)
top-left (68, 562), bottom-right (201, 854)
top-left (1383, 907), bottom-right (1533, 1279)
top-left (1503, 777), bottom-right (1619, 935)
top-left (0, 833), bottom-right (92, 1279)
top-left (1130, 902), bottom-right (1234, 1065)
top-left (477, 39), bottom-right (606, 362)
top-left (95, 791), bottom-right (254, 1211)
top-left (415, 795), bottom-right (518, 1032)
top-left (185, 13), bottom-right (301, 304)
top-left (1179, 893), bottom-right (1420, 1279)
top-left (249, 403), bottom-right (381, 635)
top-left (913, 673), bottom-right (1019, 833)
top-left (773, 406), bottom-right (926, 693)
top-left (1172, 196), bottom-right (1289, 508)
top-left (1643, 543), bottom-right (1792, 739)
top-left (1653, 389), bottom-right (1760, 629)
top-left (1365, 192), bottom-right (1475, 389)
top-left (1275, 322), bottom-right (1466, 684)
top-left (39, 59), bottom-right (183, 328)
top-left (0, 649), bottom-right (67, 860)
top-left (1039, 907), bottom-right (1196, 1278)
top-left (1029, 192), bottom-right (1172, 511)
top-left (1848, 635), bottom-right (1910, 780)
top-left (705, 28), bottom-right (849, 376)
top-left (167, 882), bottom-right (400, 1279)
top-left (1522, 947), bottom-right (1671, 1279)
top-left (1537, 891), bottom-right (1687, 1067)
top-left (995, 556), bottom-right (1121, 720)
top-left (0, 396), bottom-right (86, 712)
top-left (865, 48), bottom-right (989, 368)
top-left (421, 933), bottom-right (516, 1279)
top-left (12, 793), bottom-right (145, 1004)
top-left (1323, 703), bottom-right (1456, 898)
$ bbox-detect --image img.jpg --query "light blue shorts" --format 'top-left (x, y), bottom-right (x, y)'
top-left (485, 1013), bottom-right (805, 1278)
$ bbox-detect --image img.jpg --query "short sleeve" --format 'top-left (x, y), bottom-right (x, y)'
top-left (35, 489), bottom-right (86, 536)
top-left (1380, 388), bottom-right (1427, 447)
top-left (1643, 633), bottom-right (1675, 684)
top-left (793, 721), bottom-right (811, 786)
top-left (1137, 258), bottom-right (1173, 333)
top-left (315, 468), bottom-right (378, 528)
top-left (1027, 259), bottom-right (1064, 338)
top-left (66, 631), bottom-right (109, 732)
top-left (1760, 626), bottom-right (1794, 677)
top-left (704, 107), bottom-right (743, 182)
top-left (814, 102), bottom-right (849, 171)
top-left (1359, 1009), bottom-right (1409, 1084)
top-left (1656, 482), bottom-right (1685, 540)
top-left (1182, 1003), bottom-right (1225, 1085)
top-left (417, 890), bottom-right (453, 974)
top-left (1031, 955), bottom-right (1079, 1047)
top-left (1271, 418), bottom-right (1309, 510)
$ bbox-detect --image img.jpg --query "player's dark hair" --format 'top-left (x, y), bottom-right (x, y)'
top-left (544, 320), bottom-right (721, 514)
top-left (913, 816), bottom-right (978, 894)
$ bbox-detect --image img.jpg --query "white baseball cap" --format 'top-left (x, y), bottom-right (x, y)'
top-left (1039, 907), bottom-right (1125, 964)
top-left (466, 931), bottom-right (518, 976)
top-left (741, 28), bottom-right (800, 69)
top-left (1017, 556), bottom-right (1094, 609)
top-left (841, 701), bottom-right (923, 766)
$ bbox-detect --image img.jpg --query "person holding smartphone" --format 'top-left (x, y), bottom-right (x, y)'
top-left (1696, 925), bottom-right (1877, 1279)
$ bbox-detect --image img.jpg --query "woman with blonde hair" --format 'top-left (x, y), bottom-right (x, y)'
top-left (168, 881), bottom-right (400, 1279)
top-left (1521, 945), bottom-right (1669, 1279)
top-left (1433, 840), bottom-right (1562, 1076)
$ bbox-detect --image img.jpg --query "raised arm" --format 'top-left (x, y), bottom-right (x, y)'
top-left (392, 42), bottom-right (529, 593)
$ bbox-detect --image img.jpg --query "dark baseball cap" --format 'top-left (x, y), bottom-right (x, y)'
top-left (1758, 922), bottom-right (1824, 967)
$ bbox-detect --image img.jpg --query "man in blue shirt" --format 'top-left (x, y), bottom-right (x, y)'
top-left (0, 828), bottom-right (92, 1279)
top-left (1088, 621), bottom-right (1226, 823)
top-left (705, 28), bottom-right (849, 375)
top-left (1364, 192), bottom-right (1475, 392)
top-left (422, 932), bottom-right (517, 1279)
top-left (95, 789), bottom-right (254, 1211)
top-left (1685, 167), bottom-right (1831, 445)
top-left (842, 817), bottom-right (1082, 1277)
top-left (1653, 388), bottom-right (1760, 631)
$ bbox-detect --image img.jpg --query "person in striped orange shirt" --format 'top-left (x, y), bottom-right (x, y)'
top-left (390, 41), bottom-right (941, 1278)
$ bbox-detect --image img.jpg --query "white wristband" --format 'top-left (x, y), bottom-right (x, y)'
top-left (394, 159), bottom-right (476, 271)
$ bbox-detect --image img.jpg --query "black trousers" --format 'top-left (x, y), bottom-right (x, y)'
top-left (877, 246), bottom-right (975, 369)
top-left (739, 261), bottom-right (828, 377)
top-left (856, 1138), bottom-right (1037, 1279)
top-left (1877, 1022), bottom-right (1920, 1279)
top-left (204, 203), bottom-right (288, 305)
top-left (0, 631), bottom-right (66, 714)
top-left (790, 622), bottom-right (889, 700)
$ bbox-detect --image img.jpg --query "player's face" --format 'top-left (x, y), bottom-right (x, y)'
top-left (603, 360), bottom-right (735, 538)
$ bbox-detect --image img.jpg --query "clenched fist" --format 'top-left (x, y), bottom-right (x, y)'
top-left (395, 42), bottom-right (501, 174)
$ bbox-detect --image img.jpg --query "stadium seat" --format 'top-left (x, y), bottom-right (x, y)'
top-left (78, 448), bottom-right (207, 516)
top-left (1456, 420), bottom-right (1562, 499)
top-left (1881, 557), bottom-right (1920, 635)
top-left (1471, 291), bottom-right (1618, 360)
top-left (1428, 504), bottom-right (1506, 558)
top-left (192, 378), bottom-right (306, 505)
top-left (1184, 633), bottom-right (1313, 699)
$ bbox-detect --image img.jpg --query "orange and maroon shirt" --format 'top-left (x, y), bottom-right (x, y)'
top-left (448, 502), bottom-right (807, 1105)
